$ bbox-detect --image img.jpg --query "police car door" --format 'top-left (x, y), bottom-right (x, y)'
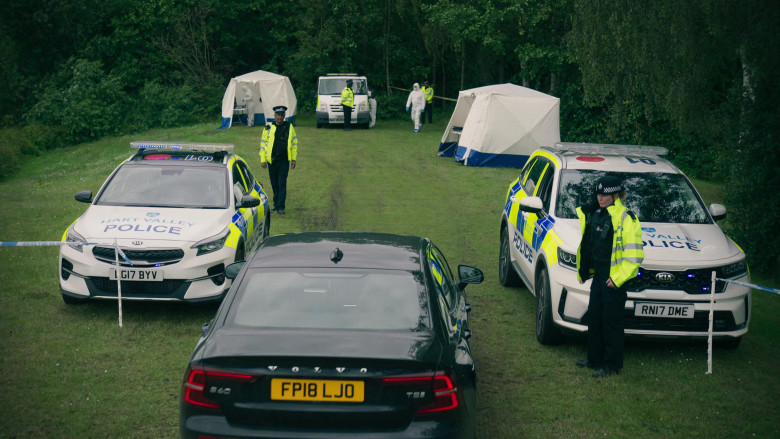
top-left (231, 162), bottom-right (260, 251)
top-left (512, 157), bottom-right (553, 278)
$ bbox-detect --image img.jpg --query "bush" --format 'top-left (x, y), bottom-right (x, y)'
top-left (129, 81), bottom-right (210, 131)
top-left (25, 59), bottom-right (129, 143)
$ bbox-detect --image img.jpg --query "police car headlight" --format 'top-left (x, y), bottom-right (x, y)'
top-left (719, 260), bottom-right (748, 278)
top-left (66, 228), bottom-right (86, 253)
top-left (557, 248), bottom-right (577, 269)
top-left (192, 227), bottom-right (229, 256)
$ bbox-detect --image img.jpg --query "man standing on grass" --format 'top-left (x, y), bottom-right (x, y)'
top-left (259, 106), bottom-right (298, 215)
top-left (341, 79), bottom-right (354, 131)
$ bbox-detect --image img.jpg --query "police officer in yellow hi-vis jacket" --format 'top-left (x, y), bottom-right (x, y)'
top-left (421, 80), bottom-right (434, 125)
top-left (260, 106), bottom-right (298, 215)
top-left (575, 175), bottom-right (644, 378)
top-left (341, 79), bottom-right (354, 131)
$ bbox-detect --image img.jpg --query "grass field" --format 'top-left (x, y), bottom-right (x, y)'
top-left (0, 118), bottom-right (778, 438)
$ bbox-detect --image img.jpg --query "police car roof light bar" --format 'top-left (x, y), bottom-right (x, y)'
top-left (554, 142), bottom-right (668, 156)
top-left (130, 141), bottom-right (234, 153)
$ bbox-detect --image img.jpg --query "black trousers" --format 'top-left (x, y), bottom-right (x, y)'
top-left (424, 101), bottom-right (433, 123)
top-left (342, 104), bottom-right (352, 129)
top-left (267, 159), bottom-right (290, 211)
top-left (587, 265), bottom-right (628, 370)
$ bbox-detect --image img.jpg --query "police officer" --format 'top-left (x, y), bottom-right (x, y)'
top-left (575, 175), bottom-right (644, 377)
top-left (259, 106), bottom-right (298, 215)
top-left (341, 79), bottom-right (354, 131)
top-left (421, 80), bottom-right (434, 125)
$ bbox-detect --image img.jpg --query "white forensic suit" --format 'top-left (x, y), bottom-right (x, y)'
top-left (242, 85), bottom-right (255, 127)
top-left (369, 91), bottom-right (377, 128)
top-left (406, 83), bottom-right (425, 132)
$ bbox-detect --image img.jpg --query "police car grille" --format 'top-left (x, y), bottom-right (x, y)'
top-left (89, 277), bottom-right (187, 296)
top-left (627, 267), bottom-right (727, 295)
top-left (92, 247), bottom-right (184, 266)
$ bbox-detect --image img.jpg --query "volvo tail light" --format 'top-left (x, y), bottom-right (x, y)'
top-left (183, 366), bottom-right (253, 409)
top-left (381, 370), bottom-right (459, 413)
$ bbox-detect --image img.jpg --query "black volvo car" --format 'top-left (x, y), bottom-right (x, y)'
top-left (180, 232), bottom-right (483, 438)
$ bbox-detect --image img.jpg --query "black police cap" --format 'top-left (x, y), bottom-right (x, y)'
top-left (595, 175), bottom-right (624, 195)
top-left (273, 106), bottom-right (287, 114)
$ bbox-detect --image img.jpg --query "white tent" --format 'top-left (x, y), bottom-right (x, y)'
top-left (437, 83), bottom-right (560, 167)
top-left (219, 70), bottom-right (297, 129)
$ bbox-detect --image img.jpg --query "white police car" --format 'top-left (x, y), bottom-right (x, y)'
top-left (499, 143), bottom-right (750, 348)
top-left (59, 142), bottom-right (270, 304)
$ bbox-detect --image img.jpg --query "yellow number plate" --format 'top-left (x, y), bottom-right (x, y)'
top-left (270, 379), bottom-right (364, 402)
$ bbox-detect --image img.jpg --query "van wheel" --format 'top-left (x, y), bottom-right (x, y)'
top-left (316, 122), bottom-right (322, 129)
top-left (535, 268), bottom-right (565, 345)
top-left (499, 227), bottom-right (521, 287)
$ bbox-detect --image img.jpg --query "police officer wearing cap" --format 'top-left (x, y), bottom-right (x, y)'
top-left (575, 175), bottom-right (644, 377)
top-left (341, 79), bottom-right (354, 131)
top-left (421, 81), bottom-right (434, 125)
top-left (259, 106), bottom-right (298, 215)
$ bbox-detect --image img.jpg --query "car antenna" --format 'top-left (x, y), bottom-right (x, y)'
top-left (330, 248), bottom-right (343, 264)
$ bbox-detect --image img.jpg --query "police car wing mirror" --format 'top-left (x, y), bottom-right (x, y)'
top-left (225, 261), bottom-right (245, 279)
top-left (238, 195), bottom-right (261, 208)
top-left (709, 203), bottom-right (727, 222)
top-left (457, 265), bottom-right (484, 290)
top-left (75, 190), bottom-right (93, 203)
top-left (518, 196), bottom-right (543, 214)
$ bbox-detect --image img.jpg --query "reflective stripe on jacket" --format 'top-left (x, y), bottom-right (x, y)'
top-left (576, 197), bottom-right (644, 287)
top-left (259, 123), bottom-right (298, 164)
top-left (341, 87), bottom-right (354, 107)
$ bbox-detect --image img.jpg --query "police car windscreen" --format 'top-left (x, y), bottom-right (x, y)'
top-left (96, 165), bottom-right (228, 208)
top-left (319, 78), bottom-right (367, 95)
top-left (556, 171), bottom-right (711, 224)
top-left (229, 269), bottom-right (429, 332)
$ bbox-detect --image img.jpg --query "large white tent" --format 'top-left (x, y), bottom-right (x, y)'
top-left (219, 70), bottom-right (297, 129)
top-left (437, 83), bottom-right (560, 167)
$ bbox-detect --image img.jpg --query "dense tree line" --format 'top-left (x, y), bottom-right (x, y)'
top-left (0, 0), bottom-right (777, 272)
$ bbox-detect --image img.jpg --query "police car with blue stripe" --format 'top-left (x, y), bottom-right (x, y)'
top-left (59, 142), bottom-right (270, 304)
top-left (499, 143), bottom-right (750, 348)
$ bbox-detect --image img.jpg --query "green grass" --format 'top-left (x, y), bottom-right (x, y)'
top-left (0, 118), bottom-right (778, 438)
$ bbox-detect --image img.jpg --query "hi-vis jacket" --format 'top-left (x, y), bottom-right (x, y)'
top-left (422, 85), bottom-right (434, 103)
top-left (341, 87), bottom-right (354, 108)
top-left (259, 123), bottom-right (298, 164)
top-left (576, 197), bottom-right (644, 288)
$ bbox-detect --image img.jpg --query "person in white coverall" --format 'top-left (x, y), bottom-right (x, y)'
top-left (405, 83), bottom-right (425, 132)
top-left (242, 85), bottom-right (255, 127)
top-left (368, 91), bottom-right (377, 128)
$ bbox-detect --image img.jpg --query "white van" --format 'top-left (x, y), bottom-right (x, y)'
top-left (316, 74), bottom-right (370, 128)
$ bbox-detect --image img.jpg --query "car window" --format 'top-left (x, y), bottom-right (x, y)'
top-left (519, 157), bottom-right (537, 190)
top-left (237, 161), bottom-right (255, 191)
top-left (522, 158), bottom-right (549, 196)
top-left (96, 164), bottom-right (227, 208)
top-left (537, 165), bottom-right (555, 213)
top-left (428, 246), bottom-right (460, 335)
top-left (232, 164), bottom-right (248, 193)
top-left (555, 170), bottom-right (712, 224)
top-left (229, 269), bottom-right (429, 332)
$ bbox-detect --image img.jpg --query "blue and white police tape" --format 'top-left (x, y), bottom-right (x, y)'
top-left (0, 240), bottom-right (133, 266)
top-left (715, 277), bottom-right (779, 295)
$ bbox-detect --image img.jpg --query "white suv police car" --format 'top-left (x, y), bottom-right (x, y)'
top-left (59, 142), bottom-right (270, 304)
top-left (499, 143), bottom-right (750, 348)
